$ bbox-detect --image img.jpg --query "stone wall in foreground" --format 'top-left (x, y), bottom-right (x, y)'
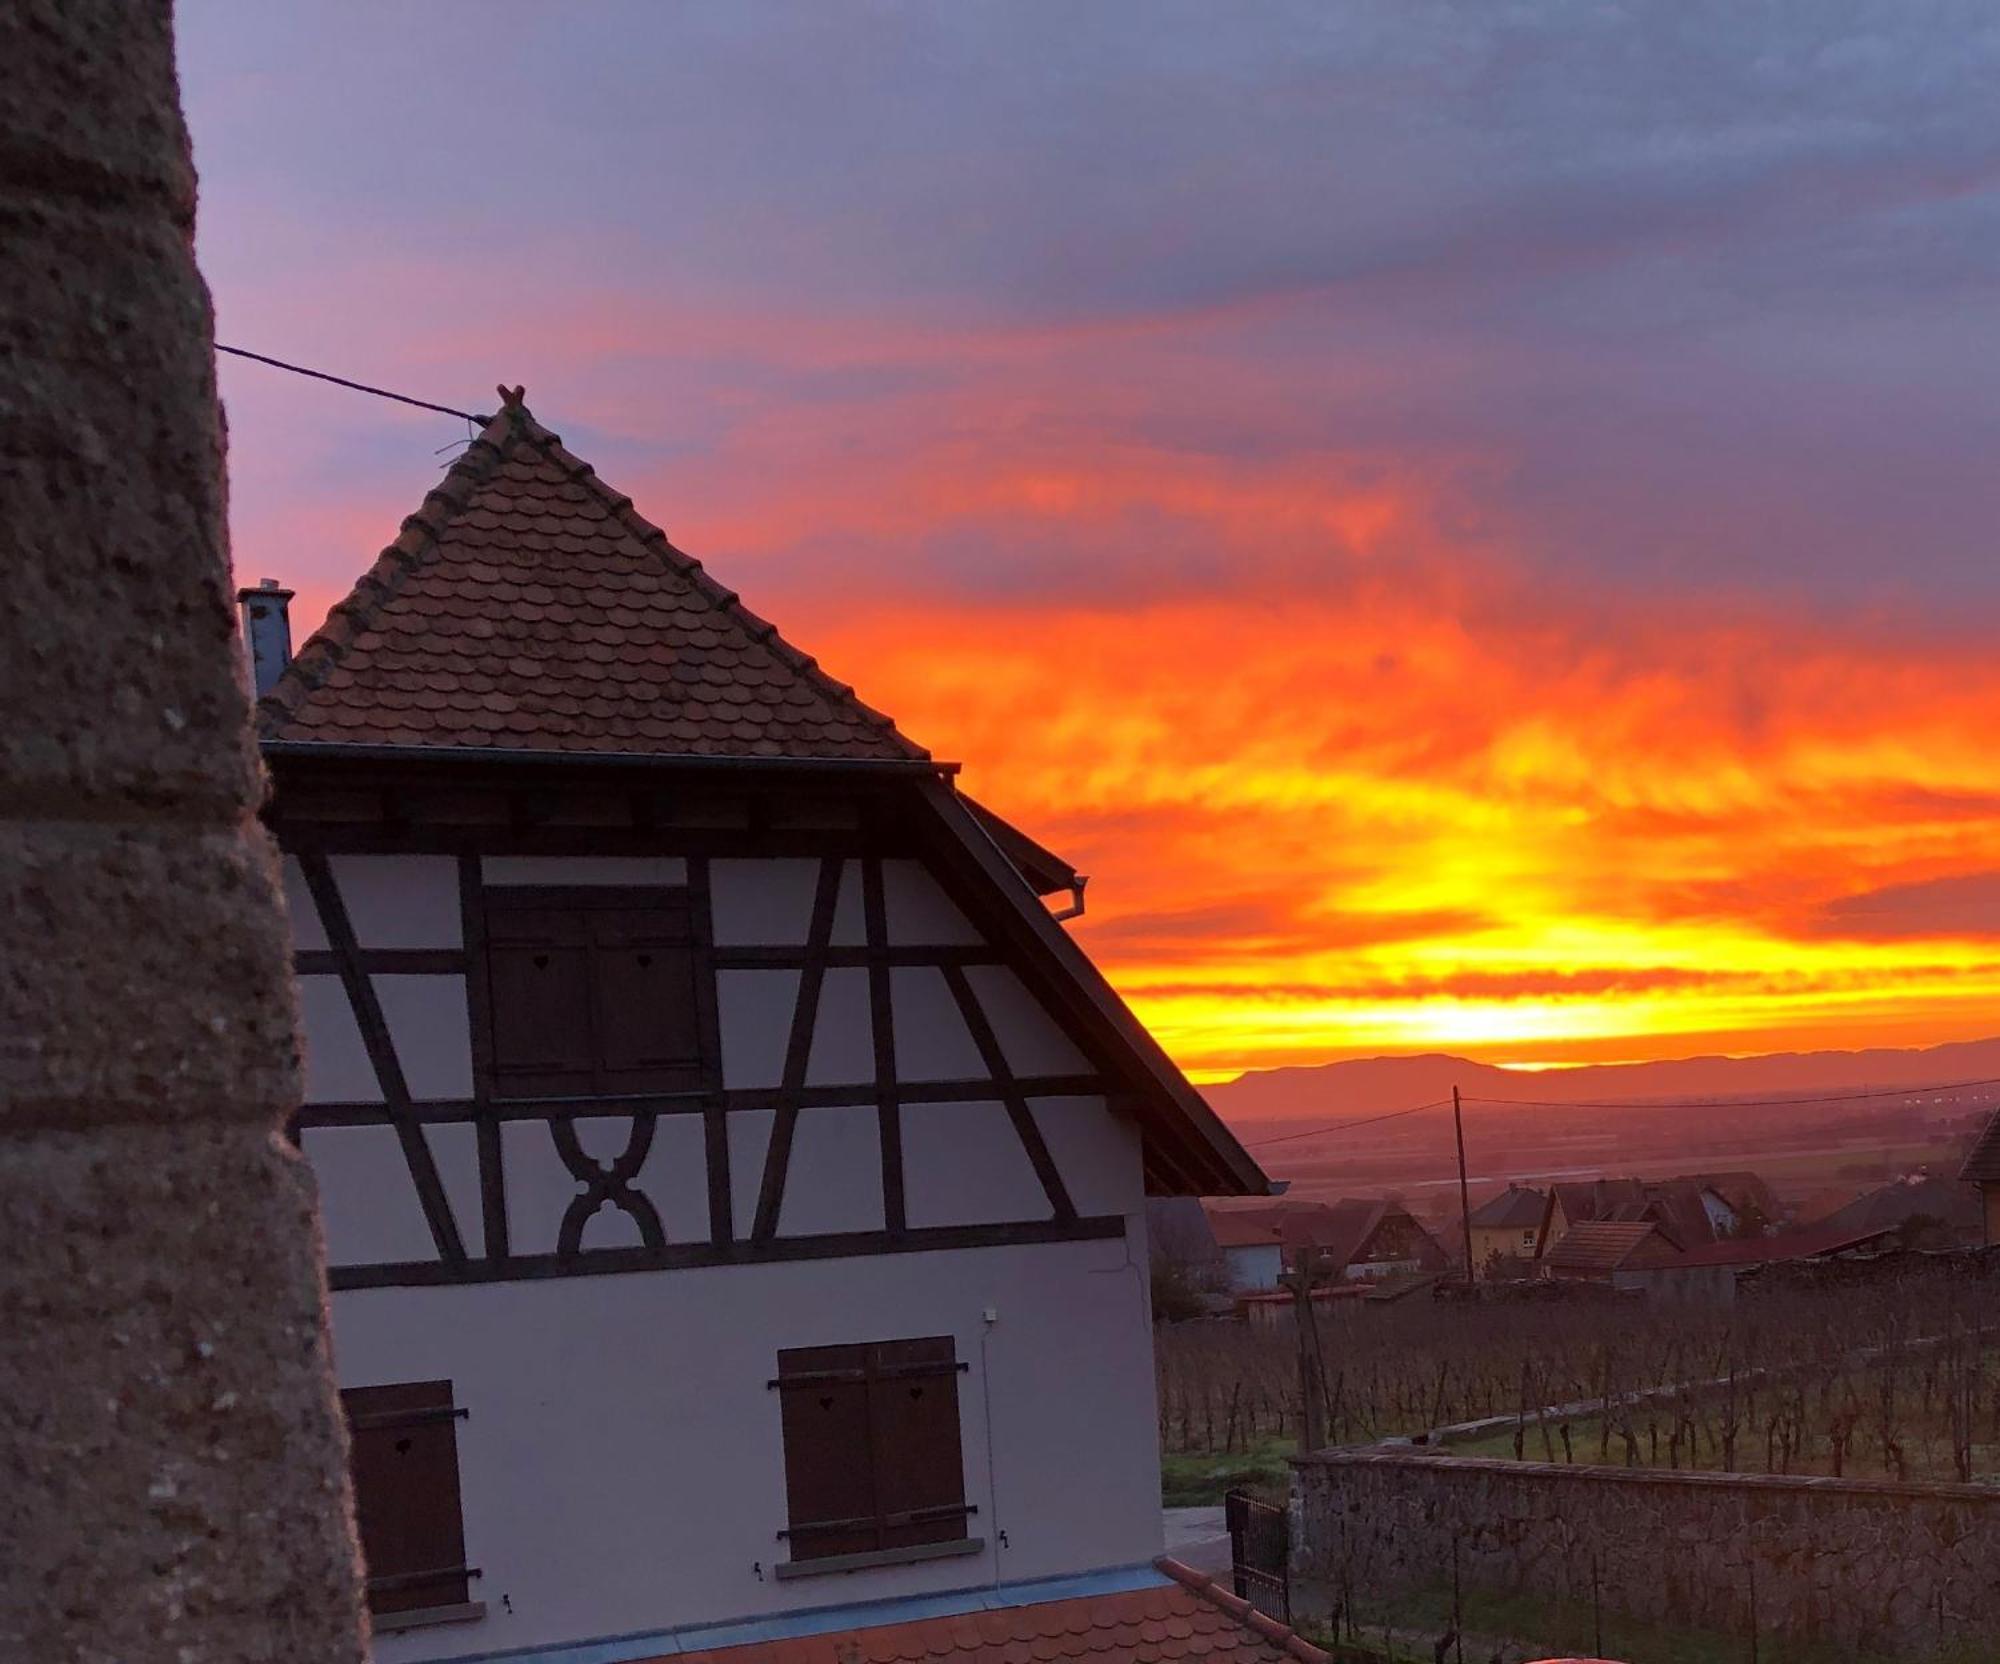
top-left (1293, 1448), bottom-right (2000, 1658)
top-left (0, 4), bottom-right (366, 1661)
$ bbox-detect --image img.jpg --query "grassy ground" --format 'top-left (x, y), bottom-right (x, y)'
top-left (1310, 1580), bottom-right (1996, 1664)
top-left (1159, 1432), bottom-right (1291, 1506)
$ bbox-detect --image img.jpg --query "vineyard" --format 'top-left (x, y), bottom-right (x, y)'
top-left (1157, 1266), bottom-right (2000, 1488)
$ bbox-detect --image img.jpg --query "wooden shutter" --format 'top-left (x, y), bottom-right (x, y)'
top-left (588, 901), bottom-right (703, 1092)
top-left (341, 1381), bottom-right (472, 1616)
top-left (775, 1343), bottom-right (878, 1560)
top-left (485, 904), bottom-right (596, 1096)
top-left (868, 1336), bottom-right (968, 1551)
top-left (774, 1336), bottom-right (969, 1563)
top-left (482, 887), bottom-right (706, 1099)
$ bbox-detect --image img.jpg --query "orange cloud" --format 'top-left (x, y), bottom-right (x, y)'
top-left (222, 282), bottom-right (2000, 1088)
top-left (798, 580), bottom-right (2000, 1082)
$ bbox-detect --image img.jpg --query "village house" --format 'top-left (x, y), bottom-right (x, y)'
top-left (1208, 1198), bottom-right (1448, 1283)
top-left (1465, 1184), bottom-right (1546, 1277)
top-left (247, 396), bottom-right (1324, 1663)
top-left (1534, 1171), bottom-right (1774, 1268)
top-left (1538, 1219), bottom-right (1681, 1286)
top-left (1624, 1221), bottom-right (1900, 1304)
top-left (1203, 1209), bottom-right (1289, 1291)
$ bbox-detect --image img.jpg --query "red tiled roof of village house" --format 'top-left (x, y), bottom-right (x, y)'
top-left (660, 1560), bottom-right (1327, 1664)
top-left (1205, 1209), bottom-right (1288, 1250)
top-left (1543, 1219), bottom-right (1675, 1274)
top-left (1467, 1185), bottom-right (1546, 1231)
top-left (258, 393), bottom-right (929, 762)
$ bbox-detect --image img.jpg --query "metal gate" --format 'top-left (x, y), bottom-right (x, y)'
top-left (1223, 1488), bottom-right (1290, 1624)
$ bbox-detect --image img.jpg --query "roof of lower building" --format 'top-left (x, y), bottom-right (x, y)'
top-left (1820, 1171), bottom-right (1980, 1235)
top-left (660, 1559), bottom-right (1326, 1663)
top-left (258, 394), bottom-right (927, 762)
top-left (1663, 1222), bottom-right (1899, 1268)
top-left (1543, 1219), bottom-right (1676, 1274)
top-left (1206, 1211), bottom-right (1288, 1250)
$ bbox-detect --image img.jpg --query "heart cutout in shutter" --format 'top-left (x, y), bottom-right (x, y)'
top-left (818, 1394), bottom-right (834, 1411)
top-left (637, 953), bottom-right (653, 967)
top-left (533, 954), bottom-right (549, 970)
top-left (909, 1385), bottom-right (924, 1401)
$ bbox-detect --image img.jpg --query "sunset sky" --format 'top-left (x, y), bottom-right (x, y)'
top-left (178, 4), bottom-right (2000, 1082)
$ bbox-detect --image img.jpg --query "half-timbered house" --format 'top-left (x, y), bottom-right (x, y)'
top-left (249, 393), bottom-right (1288, 1663)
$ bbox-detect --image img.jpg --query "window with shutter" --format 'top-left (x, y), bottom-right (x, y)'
top-left (772, 1335), bottom-right (976, 1572)
top-left (482, 886), bottom-right (706, 1099)
top-left (340, 1381), bottom-right (478, 1624)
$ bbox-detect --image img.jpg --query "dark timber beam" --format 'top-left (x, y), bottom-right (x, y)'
top-left (296, 852), bottom-right (468, 1266)
top-left (752, 857), bottom-right (842, 1242)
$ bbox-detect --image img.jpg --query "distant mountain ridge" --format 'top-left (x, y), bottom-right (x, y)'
top-left (1205, 1035), bottom-right (2000, 1123)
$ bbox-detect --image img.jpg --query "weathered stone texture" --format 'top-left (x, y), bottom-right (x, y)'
top-left (0, 822), bottom-right (303, 1129)
top-left (0, 3), bottom-right (365, 1661)
top-left (1, 1127), bottom-right (366, 1664)
top-left (1294, 1450), bottom-right (2000, 1659)
top-left (0, 0), bottom-right (262, 822)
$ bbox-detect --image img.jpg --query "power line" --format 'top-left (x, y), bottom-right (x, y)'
top-left (1464, 1074), bottom-right (2000, 1113)
top-left (1245, 1097), bottom-right (1451, 1150)
top-left (216, 344), bottom-right (483, 423)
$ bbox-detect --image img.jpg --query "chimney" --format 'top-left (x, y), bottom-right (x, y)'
top-left (236, 577), bottom-right (293, 698)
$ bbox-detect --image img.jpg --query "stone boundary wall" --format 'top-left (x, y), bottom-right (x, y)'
top-left (1292, 1449), bottom-right (2000, 1658)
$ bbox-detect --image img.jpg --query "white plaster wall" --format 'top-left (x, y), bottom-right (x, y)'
top-left (965, 965), bottom-right (1092, 1076)
top-left (881, 859), bottom-right (983, 945)
top-left (375, 976), bottom-right (474, 1099)
top-left (337, 1228), bottom-right (1164, 1664)
top-left (1028, 1097), bottom-right (1144, 1218)
top-left (331, 855), bottom-right (462, 948)
top-left (301, 1122), bottom-right (484, 1266)
top-left (804, 969), bottom-right (873, 1086)
top-left (829, 860), bottom-right (865, 946)
top-left (901, 1100), bottom-right (1047, 1227)
top-left (776, 1104), bottom-right (883, 1236)
top-left (888, 967), bottom-right (985, 1082)
top-left (282, 855), bottom-right (329, 950)
top-left (710, 858), bottom-right (818, 944)
top-left (297, 974), bottom-right (379, 1102)
top-left (716, 969), bottom-right (801, 1090)
top-left (301, 1126), bottom-right (438, 1265)
top-left (727, 1108), bottom-right (775, 1228)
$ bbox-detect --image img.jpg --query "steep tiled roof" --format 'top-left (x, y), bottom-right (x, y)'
top-left (258, 396), bottom-right (927, 761)
top-left (1544, 1219), bottom-right (1675, 1274)
top-left (663, 1560), bottom-right (1326, 1663)
top-left (1206, 1210), bottom-right (1287, 1250)
top-left (1215, 1199), bottom-right (1385, 1268)
top-left (1468, 1185), bottom-right (1546, 1230)
top-left (1821, 1172), bottom-right (1980, 1236)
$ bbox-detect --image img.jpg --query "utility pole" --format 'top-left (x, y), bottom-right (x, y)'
top-left (1453, 1086), bottom-right (1475, 1287)
top-left (1288, 1250), bottom-right (1329, 1454)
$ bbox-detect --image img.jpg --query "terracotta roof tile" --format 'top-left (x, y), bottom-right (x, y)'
top-left (660, 1561), bottom-right (1324, 1664)
top-left (258, 398), bottom-right (928, 762)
